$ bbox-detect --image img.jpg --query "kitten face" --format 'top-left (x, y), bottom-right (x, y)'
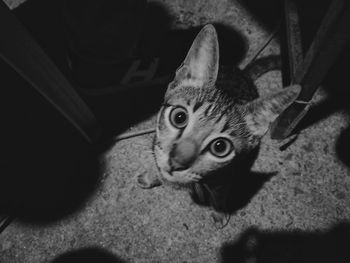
top-left (154, 86), bottom-right (251, 184)
top-left (154, 24), bottom-right (300, 185)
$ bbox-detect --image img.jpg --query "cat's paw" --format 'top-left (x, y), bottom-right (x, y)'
top-left (136, 172), bottom-right (162, 189)
top-left (188, 173), bottom-right (202, 182)
top-left (211, 211), bottom-right (231, 229)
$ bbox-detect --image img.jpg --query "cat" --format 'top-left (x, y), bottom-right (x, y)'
top-left (137, 24), bottom-right (300, 227)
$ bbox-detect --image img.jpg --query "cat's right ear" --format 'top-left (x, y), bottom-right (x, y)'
top-left (242, 85), bottom-right (301, 138)
top-left (169, 24), bottom-right (219, 90)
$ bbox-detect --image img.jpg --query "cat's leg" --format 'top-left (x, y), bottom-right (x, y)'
top-left (190, 182), bottom-right (232, 228)
top-left (136, 172), bottom-right (162, 189)
top-left (207, 184), bottom-right (232, 229)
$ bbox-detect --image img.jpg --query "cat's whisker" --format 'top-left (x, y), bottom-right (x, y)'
top-left (114, 128), bottom-right (156, 142)
top-left (143, 149), bottom-right (155, 155)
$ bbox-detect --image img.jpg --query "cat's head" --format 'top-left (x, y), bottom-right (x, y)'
top-left (154, 24), bottom-right (300, 185)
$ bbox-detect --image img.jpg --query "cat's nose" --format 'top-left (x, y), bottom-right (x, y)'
top-left (169, 139), bottom-right (197, 171)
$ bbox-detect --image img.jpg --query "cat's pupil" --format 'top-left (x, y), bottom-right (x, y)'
top-left (214, 140), bottom-right (226, 153)
top-left (175, 112), bottom-right (187, 124)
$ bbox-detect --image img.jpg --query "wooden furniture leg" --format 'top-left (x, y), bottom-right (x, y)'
top-left (271, 0), bottom-right (350, 139)
top-left (0, 1), bottom-right (99, 143)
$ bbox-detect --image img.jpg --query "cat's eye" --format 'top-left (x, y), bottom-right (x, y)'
top-left (209, 138), bottom-right (233, 158)
top-left (169, 107), bottom-right (188, 129)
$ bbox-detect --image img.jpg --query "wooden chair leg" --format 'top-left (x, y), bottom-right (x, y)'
top-left (0, 215), bottom-right (14, 234)
top-left (271, 0), bottom-right (350, 139)
top-left (0, 1), bottom-right (100, 143)
top-left (283, 0), bottom-right (303, 81)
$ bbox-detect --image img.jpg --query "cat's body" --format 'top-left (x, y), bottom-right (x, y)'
top-left (137, 24), bottom-right (300, 227)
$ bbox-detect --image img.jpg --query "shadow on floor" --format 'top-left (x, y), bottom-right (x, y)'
top-left (191, 148), bottom-right (275, 214)
top-left (220, 222), bottom-right (350, 263)
top-left (51, 247), bottom-right (127, 263)
top-left (0, 60), bottom-right (102, 224)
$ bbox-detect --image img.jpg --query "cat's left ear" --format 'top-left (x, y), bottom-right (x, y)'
top-left (242, 85), bottom-right (301, 137)
top-left (171, 24), bottom-right (219, 88)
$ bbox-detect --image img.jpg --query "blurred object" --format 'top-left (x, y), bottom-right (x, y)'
top-left (63, 0), bottom-right (149, 90)
top-left (0, 0), bottom-right (99, 143)
top-left (3, 0), bottom-right (27, 10)
top-left (63, 0), bottom-right (148, 63)
top-left (0, 216), bottom-right (14, 234)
